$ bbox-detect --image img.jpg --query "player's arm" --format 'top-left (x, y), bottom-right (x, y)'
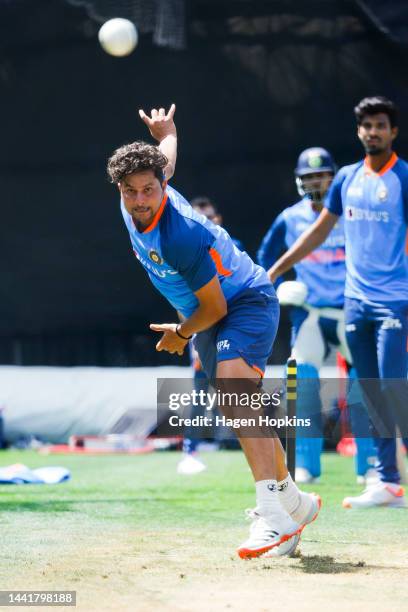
top-left (257, 213), bottom-right (287, 285)
top-left (139, 103), bottom-right (177, 179)
top-left (150, 223), bottom-right (227, 355)
top-left (268, 208), bottom-right (338, 282)
top-left (150, 276), bottom-right (226, 355)
top-left (179, 276), bottom-right (227, 337)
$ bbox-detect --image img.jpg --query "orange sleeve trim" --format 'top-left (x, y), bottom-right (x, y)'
top-left (364, 152), bottom-right (398, 176)
top-left (143, 192), bottom-right (168, 234)
top-left (209, 248), bottom-right (232, 277)
top-left (251, 365), bottom-right (264, 379)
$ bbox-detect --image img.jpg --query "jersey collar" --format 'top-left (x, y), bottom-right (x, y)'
top-left (364, 152), bottom-right (398, 176)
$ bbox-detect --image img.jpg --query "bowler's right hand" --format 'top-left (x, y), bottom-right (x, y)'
top-left (139, 104), bottom-right (176, 142)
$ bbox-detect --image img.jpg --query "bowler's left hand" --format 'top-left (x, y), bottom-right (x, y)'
top-left (150, 323), bottom-right (188, 355)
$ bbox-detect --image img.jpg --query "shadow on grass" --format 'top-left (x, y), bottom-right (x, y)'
top-left (0, 497), bottom-right (191, 513)
top-left (296, 555), bottom-right (366, 574)
top-left (0, 500), bottom-right (74, 512)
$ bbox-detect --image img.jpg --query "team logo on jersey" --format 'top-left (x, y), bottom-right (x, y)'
top-left (308, 154), bottom-right (322, 168)
top-left (134, 249), bottom-right (177, 278)
top-left (377, 187), bottom-right (388, 202)
top-left (149, 249), bottom-right (163, 265)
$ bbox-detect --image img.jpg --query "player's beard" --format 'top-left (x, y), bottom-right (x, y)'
top-left (131, 206), bottom-right (154, 231)
top-left (364, 140), bottom-right (385, 155)
top-left (130, 211), bottom-right (151, 232)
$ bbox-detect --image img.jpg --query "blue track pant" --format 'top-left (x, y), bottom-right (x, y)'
top-left (345, 298), bottom-right (408, 484)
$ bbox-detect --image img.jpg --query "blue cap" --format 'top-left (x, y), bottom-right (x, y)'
top-left (295, 147), bottom-right (336, 176)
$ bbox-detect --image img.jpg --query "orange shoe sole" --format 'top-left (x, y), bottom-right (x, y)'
top-left (238, 495), bottom-right (322, 560)
top-left (237, 528), bottom-right (302, 560)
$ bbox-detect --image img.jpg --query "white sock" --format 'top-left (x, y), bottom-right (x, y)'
top-left (277, 473), bottom-right (304, 518)
top-left (255, 479), bottom-right (282, 515)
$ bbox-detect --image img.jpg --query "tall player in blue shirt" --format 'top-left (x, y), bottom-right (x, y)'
top-left (258, 147), bottom-right (375, 484)
top-left (268, 96), bottom-right (408, 509)
top-left (107, 105), bottom-right (321, 558)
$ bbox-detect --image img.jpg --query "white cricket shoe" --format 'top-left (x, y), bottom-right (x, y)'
top-left (343, 481), bottom-right (406, 509)
top-left (261, 533), bottom-right (301, 558)
top-left (295, 467), bottom-right (319, 484)
top-left (289, 491), bottom-right (322, 526)
top-left (237, 508), bottom-right (301, 559)
top-left (177, 453), bottom-right (207, 475)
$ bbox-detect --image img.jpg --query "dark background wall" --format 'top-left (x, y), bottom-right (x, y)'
top-left (1, 0), bottom-right (407, 365)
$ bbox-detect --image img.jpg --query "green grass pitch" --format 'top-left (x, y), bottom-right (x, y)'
top-left (1, 449), bottom-right (407, 611)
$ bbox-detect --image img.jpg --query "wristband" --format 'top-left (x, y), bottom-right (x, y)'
top-left (176, 324), bottom-right (192, 340)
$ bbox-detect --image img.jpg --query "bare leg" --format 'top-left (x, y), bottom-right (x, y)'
top-left (216, 357), bottom-right (320, 558)
top-left (216, 357), bottom-right (289, 482)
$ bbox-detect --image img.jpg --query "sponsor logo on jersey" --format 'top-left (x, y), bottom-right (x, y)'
top-left (347, 186), bottom-right (364, 198)
top-left (217, 339), bottom-right (230, 352)
top-left (149, 249), bottom-right (163, 265)
top-left (346, 323), bottom-right (356, 332)
top-left (381, 318), bottom-right (402, 330)
top-left (295, 222), bottom-right (309, 234)
top-left (345, 205), bottom-right (389, 223)
top-left (304, 247), bottom-right (345, 264)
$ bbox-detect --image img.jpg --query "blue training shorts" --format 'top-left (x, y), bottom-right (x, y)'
top-left (193, 288), bottom-right (279, 379)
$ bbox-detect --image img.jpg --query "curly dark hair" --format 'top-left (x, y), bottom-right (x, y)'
top-left (354, 96), bottom-right (398, 128)
top-left (107, 141), bottom-right (168, 183)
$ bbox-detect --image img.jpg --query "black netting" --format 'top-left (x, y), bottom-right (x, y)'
top-left (1, 0), bottom-right (408, 365)
top-left (65, 0), bottom-right (186, 49)
top-left (356, 1), bottom-right (408, 46)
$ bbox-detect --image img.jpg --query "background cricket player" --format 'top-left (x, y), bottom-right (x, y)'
top-left (107, 104), bottom-right (320, 557)
top-left (268, 96), bottom-right (408, 508)
top-left (258, 147), bottom-right (376, 484)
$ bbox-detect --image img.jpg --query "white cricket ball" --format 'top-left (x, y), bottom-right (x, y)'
top-left (98, 18), bottom-right (138, 57)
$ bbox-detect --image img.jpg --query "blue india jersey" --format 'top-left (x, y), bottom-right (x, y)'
top-left (325, 153), bottom-right (408, 304)
top-left (120, 185), bottom-right (273, 317)
top-left (257, 198), bottom-right (346, 307)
